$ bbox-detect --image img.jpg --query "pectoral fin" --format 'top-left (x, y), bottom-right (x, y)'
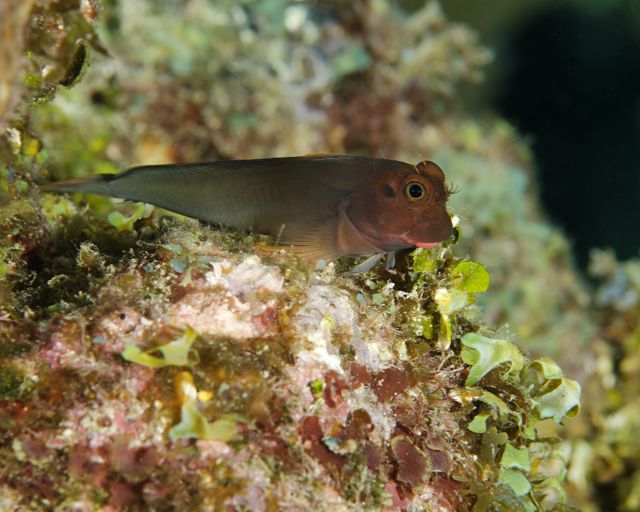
top-left (342, 253), bottom-right (386, 275)
top-left (274, 213), bottom-right (343, 262)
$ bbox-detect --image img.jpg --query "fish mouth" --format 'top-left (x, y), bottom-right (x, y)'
top-left (414, 241), bottom-right (442, 249)
top-left (402, 217), bottom-right (453, 249)
top-left (354, 226), bottom-right (451, 252)
top-left (344, 208), bottom-right (453, 253)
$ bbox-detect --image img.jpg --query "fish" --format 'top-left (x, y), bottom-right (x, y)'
top-left (41, 154), bottom-right (454, 265)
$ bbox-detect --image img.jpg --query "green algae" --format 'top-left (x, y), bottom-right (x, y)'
top-left (451, 261), bottom-right (491, 294)
top-left (413, 247), bottom-right (440, 273)
top-left (473, 389), bottom-right (523, 429)
top-left (309, 378), bottom-right (324, 397)
top-left (468, 413), bottom-right (490, 434)
top-left (107, 202), bottom-right (145, 232)
top-left (405, 247), bottom-right (580, 510)
top-left (501, 443), bottom-right (532, 472)
top-left (528, 369), bottom-right (581, 423)
top-left (169, 402), bottom-right (239, 442)
top-left (461, 332), bottom-right (524, 386)
top-left (121, 326), bottom-right (199, 368)
top-left (340, 239), bottom-right (581, 509)
top-left (500, 467), bottom-right (531, 497)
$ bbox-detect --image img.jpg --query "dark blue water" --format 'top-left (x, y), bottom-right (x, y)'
top-left (495, 6), bottom-right (640, 268)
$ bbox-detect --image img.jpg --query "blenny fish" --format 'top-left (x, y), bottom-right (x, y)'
top-left (42, 154), bottom-right (453, 267)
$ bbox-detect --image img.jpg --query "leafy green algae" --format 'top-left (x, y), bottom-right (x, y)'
top-left (121, 326), bottom-right (199, 368)
top-left (406, 248), bottom-right (580, 511)
top-left (169, 402), bottom-right (239, 442)
top-left (461, 332), bottom-right (524, 386)
top-left (451, 261), bottom-right (491, 294)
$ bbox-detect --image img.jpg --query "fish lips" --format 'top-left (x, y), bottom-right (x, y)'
top-left (414, 241), bottom-right (442, 249)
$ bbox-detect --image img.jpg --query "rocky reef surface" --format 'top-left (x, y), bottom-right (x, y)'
top-left (0, 1), bottom-right (635, 510)
top-left (0, 214), bottom-right (580, 510)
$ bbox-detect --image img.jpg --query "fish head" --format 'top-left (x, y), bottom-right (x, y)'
top-left (348, 160), bottom-right (454, 252)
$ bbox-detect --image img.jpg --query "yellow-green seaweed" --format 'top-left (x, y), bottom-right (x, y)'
top-left (121, 327), bottom-right (199, 368)
top-left (461, 332), bottom-right (524, 386)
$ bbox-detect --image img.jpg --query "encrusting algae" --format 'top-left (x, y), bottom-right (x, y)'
top-left (1, 0), bottom-right (633, 510)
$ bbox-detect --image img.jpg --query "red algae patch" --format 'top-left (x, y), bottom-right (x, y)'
top-left (391, 435), bottom-right (431, 487)
top-left (372, 367), bottom-right (410, 402)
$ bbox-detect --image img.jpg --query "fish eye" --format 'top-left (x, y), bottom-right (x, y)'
top-left (405, 181), bottom-right (425, 201)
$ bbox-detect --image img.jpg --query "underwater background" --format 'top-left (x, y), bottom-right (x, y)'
top-left (0, 1), bottom-right (638, 510)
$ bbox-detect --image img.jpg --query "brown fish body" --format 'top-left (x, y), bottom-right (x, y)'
top-left (41, 155), bottom-right (453, 261)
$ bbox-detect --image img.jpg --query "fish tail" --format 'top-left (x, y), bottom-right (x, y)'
top-left (40, 174), bottom-right (113, 196)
